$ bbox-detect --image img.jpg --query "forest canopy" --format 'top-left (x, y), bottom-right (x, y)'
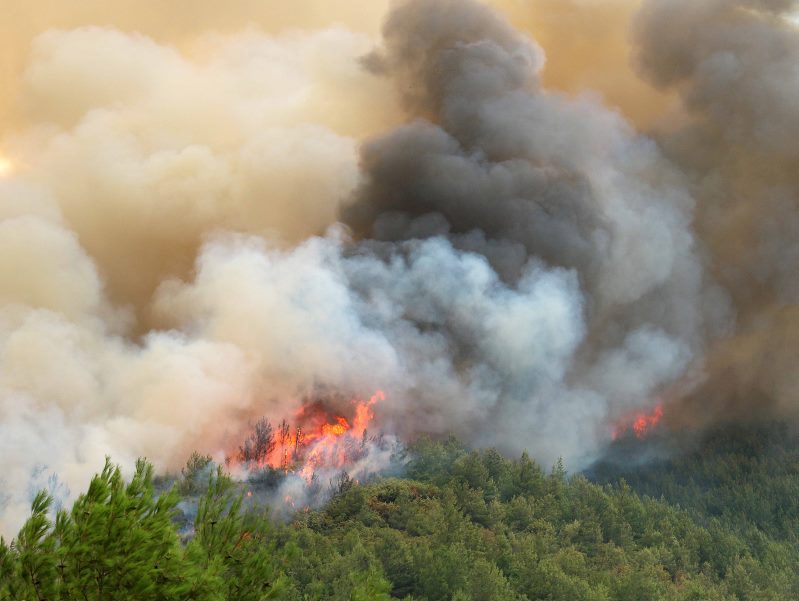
top-left (3, 425), bottom-right (799, 601)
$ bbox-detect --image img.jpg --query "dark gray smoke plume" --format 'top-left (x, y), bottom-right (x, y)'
top-left (631, 0), bottom-right (799, 424)
top-left (339, 0), bottom-right (724, 454)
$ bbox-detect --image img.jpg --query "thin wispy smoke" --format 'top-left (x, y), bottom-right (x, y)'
top-left (0, 0), bottom-right (797, 535)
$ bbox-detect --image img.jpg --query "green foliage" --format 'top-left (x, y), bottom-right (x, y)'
top-left (1, 492), bottom-right (58, 601)
top-left (178, 452), bottom-right (213, 496)
top-left (0, 459), bottom-right (288, 600)
top-left (6, 429), bottom-right (799, 600)
top-left (593, 422), bottom-right (799, 542)
top-left (2, 459), bottom-right (191, 600)
top-left (186, 466), bottom-right (290, 600)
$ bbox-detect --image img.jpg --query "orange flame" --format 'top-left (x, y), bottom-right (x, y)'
top-left (231, 390), bottom-right (384, 481)
top-left (298, 391), bottom-right (382, 479)
top-left (321, 416), bottom-right (350, 437)
top-left (353, 390), bottom-right (383, 437)
top-left (613, 403), bottom-right (664, 440)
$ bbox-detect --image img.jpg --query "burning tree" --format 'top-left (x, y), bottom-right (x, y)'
top-left (612, 403), bottom-right (665, 440)
top-left (228, 390), bottom-right (387, 483)
top-left (237, 417), bottom-right (275, 465)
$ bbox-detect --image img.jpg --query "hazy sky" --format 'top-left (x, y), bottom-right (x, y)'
top-left (1, 0), bottom-right (673, 137)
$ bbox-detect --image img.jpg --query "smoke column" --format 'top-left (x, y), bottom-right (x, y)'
top-left (0, 0), bottom-right (797, 534)
top-left (632, 0), bottom-right (799, 425)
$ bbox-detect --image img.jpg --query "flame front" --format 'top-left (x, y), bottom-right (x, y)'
top-left (613, 403), bottom-right (664, 440)
top-left (298, 390), bottom-right (384, 480)
top-left (231, 390), bottom-right (384, 481)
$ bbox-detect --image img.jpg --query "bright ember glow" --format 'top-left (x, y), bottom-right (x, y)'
top-left (612, 403), bottom-right (664, 440)
top-left (299, 389), bottom-right (383, 479)
top-left (232, 390), bottom-right (385, 481)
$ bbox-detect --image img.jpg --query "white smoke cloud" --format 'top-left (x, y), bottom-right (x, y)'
top-left (0, 24), bottom-right (385, 535)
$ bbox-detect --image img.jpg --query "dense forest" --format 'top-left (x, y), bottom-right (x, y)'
top-left (3, 425), bottom-right (799, 601)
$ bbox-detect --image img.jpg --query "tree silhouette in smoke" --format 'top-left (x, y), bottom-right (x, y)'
top-left (237, 418), bottom-right (276, 466)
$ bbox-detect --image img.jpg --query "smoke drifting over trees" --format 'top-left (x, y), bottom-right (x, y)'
top-left (1, 0), bottom-right (798, 534)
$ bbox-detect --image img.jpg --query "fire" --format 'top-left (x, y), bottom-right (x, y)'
top-left (297, 390), bottom-right (384, 480)
top-left (613, 403), bottom-right (664, 440)
top-left (321, 417), bottom-right (350, 437)
top-left (632, 404), bottom-right (664, 438)
top-left (230, 390), bottom-right (384, 481)
top-left (353, 390), bottom-right (382, 437)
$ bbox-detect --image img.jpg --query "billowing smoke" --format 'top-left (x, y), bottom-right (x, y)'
top-left (342, 0), bottom-right (719, 451)
top-left (0, 23), bottom-right (389, 534)
top-left (630, 0), bottom-right (799, 424)
top-left (0, 0), bottom-right (797, 534)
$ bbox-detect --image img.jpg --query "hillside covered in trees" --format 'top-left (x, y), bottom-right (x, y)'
top-left (3, 425), bottom-right (799, 601)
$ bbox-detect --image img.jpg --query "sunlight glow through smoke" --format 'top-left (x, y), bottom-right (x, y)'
top-left (0, 156), bottom-right (12, 177)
